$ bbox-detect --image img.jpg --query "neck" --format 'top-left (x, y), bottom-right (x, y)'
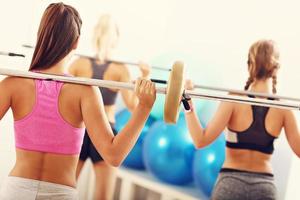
top-left (96, 47), bottom-right (113, 62)
top-left (250, 78), bottom-right (272, 93)
top-left (40, 54), bottom-right (71, 75)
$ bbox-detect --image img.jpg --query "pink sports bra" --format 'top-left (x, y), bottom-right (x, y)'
top-left (14, 79), bottom-right (85, 155)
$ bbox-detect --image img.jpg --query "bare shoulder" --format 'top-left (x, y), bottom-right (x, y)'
top-left (280, 108), bottom-right (294, 119)
top-left (63, 83), bottom-right (99, 98)
top-left (0, 76), bottom-right (34, 90)
top-left (219, 100), bottom-right (235, 110)
top-left (110, 62), bottom-right (128, 73)
top-left (71, 57), bottom-right (91, 67)
top-left (224, 92), bottom-right (240, 106)
top-left (109, 63), bottom-right (130, 81)
top-left (69, 57), bottom-right (92, 76)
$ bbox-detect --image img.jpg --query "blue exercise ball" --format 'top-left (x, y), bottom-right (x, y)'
top-left (143, 115), bottom-right (196, 185)
top-left (193, 134), bottom-right (225, 197)
top-left (150, 51), bottom-right (223, 116)
top-left (149, 94), bottom-right (165, 120)
top-left (115, 109), bottom-right (156, 169)
top-left (197, 100), bottom-right (219, 125)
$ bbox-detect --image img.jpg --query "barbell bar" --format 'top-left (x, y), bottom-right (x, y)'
top-left (3, 47), bottom-right (290, 103)
top-left (150, 79), bottom-right (300, 102)
top-left (17, 45), bottom-right (300, 102)
top-left (0, 61), bottom-right (299, 125)
top-left (21, 44), bottom-right (171, 72)
top-left (0, 51), bottom-right (25, 58)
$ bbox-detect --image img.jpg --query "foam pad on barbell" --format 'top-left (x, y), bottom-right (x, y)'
top-left (164, 61), bottom-right (185, 124)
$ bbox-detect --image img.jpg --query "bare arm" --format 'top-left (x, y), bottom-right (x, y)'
top-left (120, 62), bottom-right (150, 111)
top-left (0, 78), bottom-right (12, 120)
top-left (81, 79), bottom-right (156, 166)
top-left (184, 100), bottom-right (234, 148)
top-left (283, 110), bottom-right (300, 157)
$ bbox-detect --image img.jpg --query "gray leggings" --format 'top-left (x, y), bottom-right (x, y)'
top-left (211, 169), bottom-right (277, 200)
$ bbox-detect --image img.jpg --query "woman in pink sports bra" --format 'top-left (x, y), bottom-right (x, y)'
top-left (0, 3), bottom-right (156, 200)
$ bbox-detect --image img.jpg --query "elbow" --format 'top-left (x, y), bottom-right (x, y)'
top-left (194, 141), bottom-right (207, 149)
top-left (195, 143), bottom-right (202, 149)
top-left (105, 153), bottom-right (124, 167)
top-left (190, 133), bottom-right (207, 149)
top-left (108, 158), bottom-right (122, 167)
top-left (193, 136), bottom-right (209, 149)
top-left (295, 151), bottom-right (300, 159)
top-left (97, 147), bottom-right (123, 167)
top-left (291, 147), bottom-right (300, 158)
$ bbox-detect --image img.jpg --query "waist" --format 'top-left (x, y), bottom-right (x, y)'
top-left (220, 168), bottom-right (274, 177)
top-left (223, 147), bottom-right (272, 173)
top-left (10, 148), bottom-right (78, 187)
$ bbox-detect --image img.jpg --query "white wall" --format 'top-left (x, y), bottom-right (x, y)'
top-left (1, 0), bottom-right (300, 199)
top-left (0, 0), bottom-right (35, 182)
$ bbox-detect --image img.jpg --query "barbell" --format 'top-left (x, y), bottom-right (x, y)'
top-left (0, 61), bottom-right (299, 124)
top-left (13, 45), bottom-right (300, 102)
top-left (150, 79), bottom-right (300, 102)
top-left (0, 51), bottom-right (25, 58)
top-left (21, 44), bottom-right (171, 72)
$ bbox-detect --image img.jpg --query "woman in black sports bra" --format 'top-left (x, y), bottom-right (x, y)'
top-left (184, 39), bottom-right (300, 200)
top-left (69, 15), bottom-right (150, 200)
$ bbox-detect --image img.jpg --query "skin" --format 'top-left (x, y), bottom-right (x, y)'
top-left (185, 78), bottom-right (300, 174)
top-left (69, 57), bottom-right (150, 200)
top-left (69, 58), bottom-right (150, 122)
top-left (0, 52), bottom-right (156, 188)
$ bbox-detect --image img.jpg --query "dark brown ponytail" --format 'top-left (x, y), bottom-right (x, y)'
top-left (29, 2), bottom-right (82, 70)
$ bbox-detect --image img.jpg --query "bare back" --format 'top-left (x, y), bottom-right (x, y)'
top-left (8, 77), bottom-right (86, 187)
top-left (224, 101), bottom-right (285, 173)
top-left (69, 57), bottom-right (135, 122)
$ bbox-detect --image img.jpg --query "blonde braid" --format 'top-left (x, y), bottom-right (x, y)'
top-left (272, 75), bottom-right (277, 94)
top-left (244, 76), bottom-right (254, 91)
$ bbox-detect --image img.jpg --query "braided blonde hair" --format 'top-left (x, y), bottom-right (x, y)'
top-left (245, 40), bottom-right (280, 93)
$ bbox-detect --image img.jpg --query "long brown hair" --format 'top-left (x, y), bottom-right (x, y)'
top-left (244, 40), bottom-right (280, 93)
top-left (29, 2), bottom-right (82, 70)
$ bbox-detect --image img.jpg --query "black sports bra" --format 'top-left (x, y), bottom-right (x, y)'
top-left (90, 59), bottom-right (118, 106)
top-left (226, 96), bottom-right (277, 154)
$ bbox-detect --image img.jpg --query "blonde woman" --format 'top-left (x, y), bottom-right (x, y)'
top-left (184, 40), bottom-right (300, 200)
top-left (69, 14), bottom-right (150, 200)
top-left (0, 3), bottom-right (156, 200)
